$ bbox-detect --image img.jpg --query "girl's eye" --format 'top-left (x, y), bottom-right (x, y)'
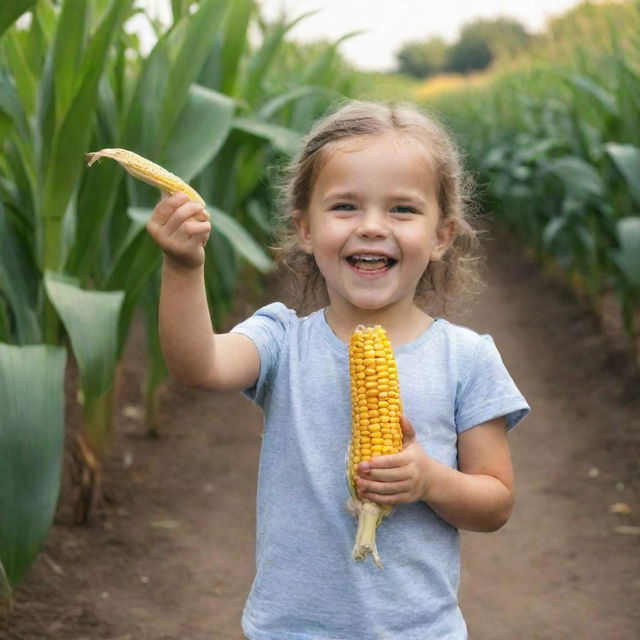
top-left (391, 205), bottom-right (418, 214)
top-left (331, 203), bottom-right (356, 211)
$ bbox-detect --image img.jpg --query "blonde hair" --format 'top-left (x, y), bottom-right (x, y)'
top-left (273, 100), bottom-right (484, 316)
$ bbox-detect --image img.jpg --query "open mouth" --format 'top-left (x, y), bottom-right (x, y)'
top-left (346, 254), bottom-right (398, 271)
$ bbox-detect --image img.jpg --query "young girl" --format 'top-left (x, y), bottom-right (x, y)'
top-left (147, 100), bottom-right (529, 640)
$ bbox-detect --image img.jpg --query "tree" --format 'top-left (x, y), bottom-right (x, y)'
top-left (445, 33), bottom-right (492, 74)
top-left (396, 37), bottom-right (447, 79)
top-left (445, 17), bottom-right (531, 74)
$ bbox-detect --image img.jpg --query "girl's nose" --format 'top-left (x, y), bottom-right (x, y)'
top-left (356, 209), bottom-right (390, 238)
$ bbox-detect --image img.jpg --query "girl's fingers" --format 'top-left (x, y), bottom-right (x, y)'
top-left (358, 465), bottom-right (406, 482)
top-left (150, 194), bottom-right (207, 231)
top-left (169, 227), bottom-right (210, 254)
top-left (400, 414), bottom-right (417, 444)
top-left (359, 451), bottom-right (405, 472)
top-left (357, 478), bottom-right (409, 499)
top-left (152, 192), bottom-right (191, 225)
top-left (146, 194), bottom-right (211, 269)
top-left (162, 202), bottom-right (208, 235)
top-left (181, 219), bottom-right (211, 237)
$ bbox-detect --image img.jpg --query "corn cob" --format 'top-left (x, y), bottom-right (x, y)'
top-left (86, 148), bottom-right (206, 206)
top-left (347, 325), bottom-right (403, 568)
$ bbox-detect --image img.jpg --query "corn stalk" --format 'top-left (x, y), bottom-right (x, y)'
top-left (0, 0), bottom-right (363, 599)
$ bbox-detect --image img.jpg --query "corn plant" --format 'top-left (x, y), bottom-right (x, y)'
top-left (134, 3), bottom-right (364, 433)
top-left (0, 0), bottom-right (134, 609)
top-left (427, 1), bottom-right (640, 351)
top-left (0, 342), bottom-right (66, 615)
top-left (0, 0), bottom-right (361, 605)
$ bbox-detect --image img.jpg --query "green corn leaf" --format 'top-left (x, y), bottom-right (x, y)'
top-left (0, 66), bottom-right (30, 143)
top-left (162, 84), bottom-right (234, 183)
top-left (30, 2), bottom-right (56, 64)
top-left (605, 143), bottom-right (640, 207)
top-left (542, 216), bottom-right (568, 249)
top-left (246, 198), bottom-right (273, 235)
top-left (35, 27), bottom-right (56, 175)
top-left (0, 203), bottom-right (41, 344)
top-left (209, 205), bottom-right (273, 273)
top-left (481, 146), bottom-right (508, 171)
top-left (170, 0), bottom-right (189, 22)
top-left (613, 217), bottom-right (640, 288)
top-left (218, 0), bottom-right (255, 96)
top-left (0, 343), bottom-right (66, 591)
top-left (556, 71), bottom-right (619, 117)
top-left (126, 206), bottom-right (273, 275)
top-left (0, 68), bottom-right (37, 196)
top-left (2, 28), bottom-right (38, 116)
top-left (104, 208), bottom-right (162, 354)
top-left (121, 29), bottom-right (171, 156)
top-left (241, 9), bottom-right (317, 106)
top-left (233, 117), bottom-right (301, 155)
top-left (51, 0), bottom-right (87, 122)
top-left (157, 0), bottom-right (229, 152)
top-left (44, 272), bottom-right (124, 395)
top-left (543, 155), bottom-right (605, 203)
top-left (69, 151), bottom-right (121, 279)
top-left (0, 0), bottom-right (37, 38)
top-left (207, 230), bottom-right (238, 311)
top-left (257, 85), bottom-right (332, 121)
top-left (40, 0), bottom-right (134, 270)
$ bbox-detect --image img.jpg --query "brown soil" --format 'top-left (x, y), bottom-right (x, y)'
top-left (2, 230), bottom-right (639, 640)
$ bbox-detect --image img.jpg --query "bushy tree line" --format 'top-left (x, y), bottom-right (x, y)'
top-left (397, 2), bottom-right (634, 79)
top-left (396, 17), bottom-right (531, 78)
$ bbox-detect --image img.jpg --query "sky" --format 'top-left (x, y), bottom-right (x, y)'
top-left (134, 0), bottom-right (585, 71)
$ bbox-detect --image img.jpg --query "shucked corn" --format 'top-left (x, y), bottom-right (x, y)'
top-left (347, 325), bottom-right (403, 568)
top-left (86, 148), bottom-right (206, 206)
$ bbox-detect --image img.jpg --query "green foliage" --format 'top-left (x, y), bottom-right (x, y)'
top-left (0, 0), bottom-right (363, 593)
top-left (426, 1), bottom-right (640, 345)
top-left (0, 0), bottom-right (37, 39)
top-left (445, 18), bottom-right (532, 73)
top-left (396, 37), bottom-right (447, 79)
top-left (444, 32), bottom-right (492, 74)
top-left (0, 343), bottom-right (66, 601)
top-left (547, 1), bottom-right (635, 42)
top-left (395, 16), bottom-right (531, 78)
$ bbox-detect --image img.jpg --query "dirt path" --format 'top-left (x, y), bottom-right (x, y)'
top-left (2, 231), bottom-right (639, 640)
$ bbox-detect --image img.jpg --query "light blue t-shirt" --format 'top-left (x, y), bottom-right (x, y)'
top-left (231, 302), bottom-right (529, 640)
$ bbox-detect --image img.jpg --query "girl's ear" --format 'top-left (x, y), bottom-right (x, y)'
top-left (293, 211), bottom-right (313, 254)
top-left (430, 217), bottom-right (456, 261)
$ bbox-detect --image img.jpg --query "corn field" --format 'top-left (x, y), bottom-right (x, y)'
top-left (428, 1), bottom-right (640, 348)
top-left (2, 0), bottom-right (639, 619)
top-left (0, 0), bottom-right (366, 612)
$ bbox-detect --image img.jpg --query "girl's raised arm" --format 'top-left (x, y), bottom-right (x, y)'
top-left (148, 193), bottom-right (260, 392)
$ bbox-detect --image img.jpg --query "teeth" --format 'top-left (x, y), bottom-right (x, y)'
top-left (348, 254), bottom-right (394, 270)
top-left (351, 254), bottom-right (389, 262)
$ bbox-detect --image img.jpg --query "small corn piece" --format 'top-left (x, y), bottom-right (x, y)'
top-left (86, 148), bottom-right (205, 206)
top-left (347, 324), bottom-right (403, 568)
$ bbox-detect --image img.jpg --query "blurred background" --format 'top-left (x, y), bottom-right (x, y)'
top-left (1, 0), bottom-right (639, 638)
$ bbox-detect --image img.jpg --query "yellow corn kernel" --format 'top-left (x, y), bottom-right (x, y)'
top-left (347, 324), bottom-right (403, 568)
top-left (86, 148), bottom-right (206, 207)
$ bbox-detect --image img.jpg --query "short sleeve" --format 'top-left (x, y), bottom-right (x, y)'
top-left (230, 302), bottom-right (295, 405)
top-left (455, 335), bottom-right (530, 433)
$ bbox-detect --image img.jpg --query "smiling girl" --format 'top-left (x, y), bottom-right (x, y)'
top-left (147, 100), bottom-right (529, 640)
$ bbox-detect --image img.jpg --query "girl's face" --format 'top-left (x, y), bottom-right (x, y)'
top-left (295, 133), bottom-right (454, 322)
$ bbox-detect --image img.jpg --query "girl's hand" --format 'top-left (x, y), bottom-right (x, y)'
top-left (355, 415), bottom-right (432, 505)
top-left (146, 192), bottom-right (211, 271)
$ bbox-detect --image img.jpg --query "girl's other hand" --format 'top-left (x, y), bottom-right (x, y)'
top-left (356, 415), bottom-right (432, 505)
top-left (146, 192), bottom-right (211, 271)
